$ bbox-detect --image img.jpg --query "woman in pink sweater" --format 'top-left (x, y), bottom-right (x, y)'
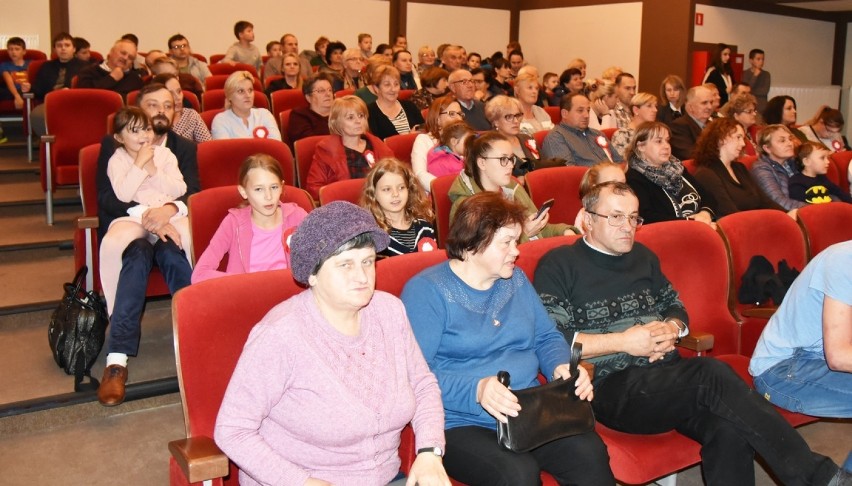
top-left (214, 201), bottom-right (449, 486)
top-left (191, 154), bottom-right (307, 283)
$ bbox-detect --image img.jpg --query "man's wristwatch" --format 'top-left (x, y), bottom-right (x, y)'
top-left (417, 446), bottom-right (444, 458)
top-left (666, 318), bottom-right (688, 343)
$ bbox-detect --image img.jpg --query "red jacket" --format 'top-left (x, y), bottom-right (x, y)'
top-left (306, 133), bottom-right (394, 200)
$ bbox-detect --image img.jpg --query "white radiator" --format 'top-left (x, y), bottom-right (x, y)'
top-left (768, 85), bottom-right (841, 133)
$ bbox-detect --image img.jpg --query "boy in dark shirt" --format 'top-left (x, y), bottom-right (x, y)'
top-left (789, 141), bottom-right (852, 204)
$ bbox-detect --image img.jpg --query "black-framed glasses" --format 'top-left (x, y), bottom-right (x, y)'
top-left (481, 155), bottom-right (515, 167)
top-left (587, 211), bottom-right (644, 228)
top-left (439, 110), bottom-right (465, 118)
top-left (502, 113), bottom-right (524, 122)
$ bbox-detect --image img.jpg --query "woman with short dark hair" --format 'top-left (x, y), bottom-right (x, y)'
top-left (401, 191), bottom-right (612, 486)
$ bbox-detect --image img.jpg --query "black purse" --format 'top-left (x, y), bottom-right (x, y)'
top-left (47, 266), bottom-right (109, 392)
top-left (496, 342), bottom-right (595, 452)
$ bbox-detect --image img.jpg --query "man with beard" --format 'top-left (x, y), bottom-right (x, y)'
top-left (94, 83), bottom-right (199, 406)
top-left (77, 38), bottom-right (144, 99)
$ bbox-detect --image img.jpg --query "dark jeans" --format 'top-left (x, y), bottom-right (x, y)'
top-left (593, 356), bottom-right (838, 486)
top-left (107, 238), bottom-right (192, 356)
top-left (444, 425), bottom-right (613, 486)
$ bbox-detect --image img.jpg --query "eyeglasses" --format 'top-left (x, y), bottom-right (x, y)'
top-left (311, 88), bottom-right (333, 95)
top-left (451, 79), bottom-right (473, 85)
top-left (170, 44), bottom-right (187, 50)
top-left (502, 113), bottom-right (524, 122)
top-left (587, 211), bottom-right (644, 228)
top-left (440, 110), bottom-right (465, 118)
top-left (739, 109), bottom-right (757, 115)
top-left (481, 155), bottom-right (515, 167)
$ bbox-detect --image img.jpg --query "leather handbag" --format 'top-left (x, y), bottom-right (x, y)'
top-left (496, 342), bottom-right (595, 452)
top-left (48, 266), bottom-right (109, 392)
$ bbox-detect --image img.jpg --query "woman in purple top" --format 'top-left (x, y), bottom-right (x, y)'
top-left (215, 201), bottom-right (449, 486)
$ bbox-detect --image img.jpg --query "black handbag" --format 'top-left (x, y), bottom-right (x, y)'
top-left (496, 342), bottom-right (595, 452)
top-left (47, 266), bottom-right (109, 392)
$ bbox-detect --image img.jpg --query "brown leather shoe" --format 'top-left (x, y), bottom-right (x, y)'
top-left (98, 365), bottom-right (128, 406)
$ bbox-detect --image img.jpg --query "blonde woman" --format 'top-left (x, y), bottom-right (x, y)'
top-left (588, 79), bottom-right (618, 130)
top-left (211, 71), bottom-right (281, 140)
top-left (611, 92), bottom-right (659, 158)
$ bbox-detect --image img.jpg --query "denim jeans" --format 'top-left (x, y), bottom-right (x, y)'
top-left (107, 238), bottom-right (192, 356)
top-left (592, 356), bottom-right (838, 486)
top-left (753, 348), bottom-right (852, 419)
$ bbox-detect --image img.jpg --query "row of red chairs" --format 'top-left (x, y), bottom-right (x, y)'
top-left (168, 205), bottom-right (847, 485)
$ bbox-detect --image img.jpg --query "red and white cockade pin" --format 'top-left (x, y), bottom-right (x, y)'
top-left (596, 135), bottom-right (608, 148)
top-left (253, 126), bottom-right (269, 139)
top-left (525, 138), bottom-right (540, 159)
top-left (832, 139), bottom-right (843, 152)
top-left (282, 227), bottom-right (297, 254)
top-left (418, 237), bottom-right (437, 252)
top-left (364, 150), bottom-right (376, 167)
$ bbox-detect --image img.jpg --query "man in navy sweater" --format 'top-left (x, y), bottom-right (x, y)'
top-left (534, 181), bottom-right (849, 486)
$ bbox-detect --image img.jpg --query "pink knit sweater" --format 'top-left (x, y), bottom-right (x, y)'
top-left (214, 290), bottom-right (445, 486)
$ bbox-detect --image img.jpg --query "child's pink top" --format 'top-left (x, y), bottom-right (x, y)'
top-left (426, 145), bottom-right (465, 178)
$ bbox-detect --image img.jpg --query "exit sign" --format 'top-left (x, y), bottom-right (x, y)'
top-left (696, 13), bottom-right (704, 26)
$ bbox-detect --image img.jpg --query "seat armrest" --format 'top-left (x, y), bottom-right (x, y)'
top-left (168, 436), bottom-right (229, 483)
top-left (77, 216), bottom-right (99, 230)
top-left (677, 331), bottom-right (715, 353)
top-left (41, 134), bottom-right (55, 144)
top-left (23, 93), bottom-right (34, 100)
top-left (741, 308), bottom-right (776, 319)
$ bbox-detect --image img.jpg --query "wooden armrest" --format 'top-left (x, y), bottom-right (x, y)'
top-left (741, 307), bottom-right (776, 319)
top-left (168, 436), bottom-right (229, 483)
top-left (579, 360), bottom-right (595, 379)
top-left (41, 134), bottom-right (55, 144)
top-left (77, 216), bottom-right (99, 230)
top-left (677, 331), bottom-right (715, 353)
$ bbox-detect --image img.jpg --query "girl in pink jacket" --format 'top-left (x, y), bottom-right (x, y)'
top-left (192, 154), bottom-right (308, 283)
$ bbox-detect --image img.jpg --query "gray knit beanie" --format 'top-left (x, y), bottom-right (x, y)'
top-left (290, 201), bottom-right (390, 284)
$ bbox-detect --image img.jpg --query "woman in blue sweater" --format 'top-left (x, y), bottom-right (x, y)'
top-left (401, 192), bottom-right (613, 486)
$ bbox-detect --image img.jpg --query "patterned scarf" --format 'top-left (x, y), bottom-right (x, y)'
top-left (630, 155), bottom-right (684, 197)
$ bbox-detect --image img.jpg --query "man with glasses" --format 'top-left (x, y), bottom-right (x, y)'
top-left (167, 34), bottom-right (212, 85)
top-left (534, 181), bottom-right (849, 486)
top-left (542, 92), bottom-right (622, 166)
top-left (447, 69), bottom-right (490, 130)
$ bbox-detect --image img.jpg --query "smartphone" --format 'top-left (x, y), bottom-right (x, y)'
top-left (534, 198), bottom-right (555, 219)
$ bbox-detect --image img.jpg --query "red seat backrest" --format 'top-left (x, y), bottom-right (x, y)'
top-left (375, 250), bottom-right (449, 297)
top-left (398, 89), bottom-right (415, 101)
top-left (197, 138), bottom-right (296, 188)
top-left (294, 135), bottom-right (328, 189)
top-left (525, 166), bottom-right (588, 226)
top-left (78, 144), bottom-right (102, 218)
top-left (429, 174), bottom-right (457, 248)
top-left (544, 106), bottom-right (561, 125)
top-left (737, 154), bottom-right (758, 171)
top-left (42, 89), bottom-right (124, 190)
top-left (190, 52), bottom-right (208, 63)
top-left (204, 74), bottom-right (229, 91)
top-left (635, 220), bottom-right (740, 355)
top-left (334, 89), bottom-right (355, 98)
top-left (318, 178), bottom-right (366, 206)
top-left (796, 202), bottom-right (852, 259)
top-left (172, 270), bottom-right (305, 439)
top-left (279, 109), bottom-right (292, 146)
top-left (271, 89), bottom-right (309, 120)
top-left (384, 133), bottom-right (418, 165)
top-left (516, 235), bottom-right (582, 280)
top-left (209, 54), bottom-right (226, 64)
top-left (682, 159), bottom-right (697, 175)
top-left (208, 62), bottom-right (258, 79)
top-left (601, 127), bottom-right (618, 141)
top-left (199, 109), bottom-right (221, 130)
top-left (0, 48), bottom-right (47, 62)
top-left (830, 151), bottom-right (851, 195)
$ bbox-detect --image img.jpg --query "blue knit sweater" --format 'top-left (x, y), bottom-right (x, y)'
top-left (401, 261), bottom-right (571, 430)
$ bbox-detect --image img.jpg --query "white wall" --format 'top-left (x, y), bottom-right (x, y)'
top-left (69, 0), bottom-right (389, 58)
top-left (519, 3), bottom-right (642, 82)
top-left (694, 4), bottom-right (834, 86)
top-left (0, 0), bottom-right (50, 51)
top-left (406, 3), bottom-right (509, 59)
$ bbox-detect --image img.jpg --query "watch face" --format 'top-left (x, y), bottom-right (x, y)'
top-left (435, 446), bottom-right (444, 457)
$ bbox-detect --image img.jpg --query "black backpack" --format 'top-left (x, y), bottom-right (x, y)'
top-left (47, 266), bottom-right (109, 391)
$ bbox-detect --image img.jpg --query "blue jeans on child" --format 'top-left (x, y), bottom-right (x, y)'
top-left (753, 348), bottom-right (852, 418)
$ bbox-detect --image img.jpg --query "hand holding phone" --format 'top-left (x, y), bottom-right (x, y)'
top-left (534, 198), bottom-right (555, 219)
